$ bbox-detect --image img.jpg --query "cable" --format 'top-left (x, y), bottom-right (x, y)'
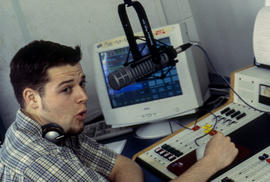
top-left (204, 96), bottom-right (228, 111)
top-left (176, 121), bottom-right (193, 131)
top-left (168, 121), bottom-right (174, 134)
top-left (194, 110), bottom-right (218, 146)
top-left (193, 43), bottom-right (270, 114)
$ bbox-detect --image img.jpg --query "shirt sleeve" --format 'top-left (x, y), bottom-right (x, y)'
top-left (24, 154), bottom-right (110, 182)
top-left (69, 134), bottom-right (118, 178)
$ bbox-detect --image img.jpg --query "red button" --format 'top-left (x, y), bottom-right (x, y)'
top-left (209, 130), bottom-right (217, 136)
top-left (192, 125), bottom-right (200, 131)
top-left (266, 158), bottom-right (270, 163)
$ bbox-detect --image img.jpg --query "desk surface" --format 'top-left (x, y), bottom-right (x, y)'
top-left (101, 110), bottom-right (270, 182)
top-left (100, 106), bottom-right (213, 182)
top-left (100, 110), bottom-right (206, 182)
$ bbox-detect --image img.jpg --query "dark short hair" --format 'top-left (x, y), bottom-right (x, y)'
top-left (10, 40), bottom-right (82, 108)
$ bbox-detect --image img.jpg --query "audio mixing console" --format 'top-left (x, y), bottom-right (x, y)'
top-left (133, 102), bottom-right (266, 180)
top-left (132, 66), bottom-right (270, 181)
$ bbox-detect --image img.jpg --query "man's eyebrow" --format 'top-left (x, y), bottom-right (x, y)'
top-left (57, 79), bottom-right (74, 88)
top-left (57, 75), bottom-right (86, 88)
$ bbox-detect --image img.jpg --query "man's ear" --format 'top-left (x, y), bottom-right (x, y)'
top-left (23, 88), bottom-right (41, 110)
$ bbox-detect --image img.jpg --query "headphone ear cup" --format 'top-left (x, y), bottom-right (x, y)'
top-left (42, 123), bottom-right (65, 144)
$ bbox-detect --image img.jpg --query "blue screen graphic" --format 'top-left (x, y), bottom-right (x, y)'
top-left (99, 38), bottom-right (183, 108)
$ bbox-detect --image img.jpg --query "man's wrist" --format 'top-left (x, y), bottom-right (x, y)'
top-left (199, 156), bottom-right (219, 175)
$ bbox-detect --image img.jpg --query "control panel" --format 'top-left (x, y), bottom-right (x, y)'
top-left (133, 66), bottom-right (270, 181)
top-left (212, 146), bottom-right (270, 182)
top-left (234, 66), bottom-right (270, 111)
top-left (134, 102), bottom-right (264, 179)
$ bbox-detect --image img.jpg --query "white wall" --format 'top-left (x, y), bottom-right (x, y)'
top-left (160, 0), bottom-right (199, 42)
top-left (161, 0), bottom-right (266, 76)
top-left (1, 0), bottom-right (266, 129)
top-left (188, 0), bottom-right (265, 76)
top-left (0, 0), bottom-right (166, 128)
top-left (159, 0), bottom-right (210, 99)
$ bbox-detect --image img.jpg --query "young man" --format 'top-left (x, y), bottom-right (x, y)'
top-left (0, 40), bottom-right (238, 182)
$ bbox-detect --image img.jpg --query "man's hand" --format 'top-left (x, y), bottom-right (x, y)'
top-left (171, 132), bottom-right (238, 182)
top-left (203, 132), bottom-right (238, 172)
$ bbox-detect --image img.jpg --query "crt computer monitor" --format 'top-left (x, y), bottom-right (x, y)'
top-left (93, 24), bottom-right (208, 138)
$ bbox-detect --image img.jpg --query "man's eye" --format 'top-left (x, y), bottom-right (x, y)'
top-left (80, 80), bottom-right (86, 88)
top-left (62, 87), bottom-right (71, 93)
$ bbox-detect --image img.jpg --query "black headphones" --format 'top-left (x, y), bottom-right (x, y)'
top-left (41, 123), bottom-right (65, 145)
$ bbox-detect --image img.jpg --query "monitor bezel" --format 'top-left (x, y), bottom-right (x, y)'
top-left (93, 24), bottom-right (203, 127)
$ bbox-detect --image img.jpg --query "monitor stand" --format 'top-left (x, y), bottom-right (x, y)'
top-left (135, 115), bottom-right (197, 139)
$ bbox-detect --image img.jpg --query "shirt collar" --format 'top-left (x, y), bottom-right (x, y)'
top-left (16, 109), bottom-right (43, 136)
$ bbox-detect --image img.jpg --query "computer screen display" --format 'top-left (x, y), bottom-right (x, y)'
top-left (94, 24), bottom-right (208, 128)
top-left (98, 37), bottom-right (182, 108)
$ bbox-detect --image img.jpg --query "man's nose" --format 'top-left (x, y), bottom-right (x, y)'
top-left (76, 87), bottom-right (88, 104)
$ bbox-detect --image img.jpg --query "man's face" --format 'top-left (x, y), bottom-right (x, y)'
top-left (37, 63), bottom-right (88, 135)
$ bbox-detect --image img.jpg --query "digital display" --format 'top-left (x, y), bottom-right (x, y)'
top-left (98, 38), bottom-right (183, 108)
top-left (259, 84), bottom-right (270, 106)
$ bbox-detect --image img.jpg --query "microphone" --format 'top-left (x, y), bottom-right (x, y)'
top-left (108, 43), bottom-right (192, 90)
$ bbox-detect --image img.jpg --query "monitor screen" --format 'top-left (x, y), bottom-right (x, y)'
top-left (93, 24), bottom-right (208, 128)
top-left (98, 37), bottom-right (182, 109)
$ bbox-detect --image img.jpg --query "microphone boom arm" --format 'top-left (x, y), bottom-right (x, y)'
top-left (118, 0), bottom-right (159, 63)
top-left (108, 1), bottom-right (193, 90)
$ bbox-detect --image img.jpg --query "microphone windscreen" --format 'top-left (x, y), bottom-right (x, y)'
top-left (108, 67), bottom-right (133, 90)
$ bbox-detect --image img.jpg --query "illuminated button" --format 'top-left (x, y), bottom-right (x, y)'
top-left (209, 130), bottom-right (217, 136)
top-left (163, 152), bottom-right (170, 158)
top-left (204, 129), bottom-right (210, 134)
top-left (203, 124), bottom-right (212, 133)
top-left (167, 154), bottom-right (176, 161)
top-left (206, 124), bottom-right (212, 128)
top-left (192, 125), bottom-right (200, 131)
top-left (159, 149), bottom-right (166, 155)
top-left (155, 147), bottom-right (162, 154)
top-left (202, 124), bottom-right (212, 129)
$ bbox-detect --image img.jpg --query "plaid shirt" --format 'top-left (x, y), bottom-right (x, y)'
top-left (0, 110), bottom-right (117, 181)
